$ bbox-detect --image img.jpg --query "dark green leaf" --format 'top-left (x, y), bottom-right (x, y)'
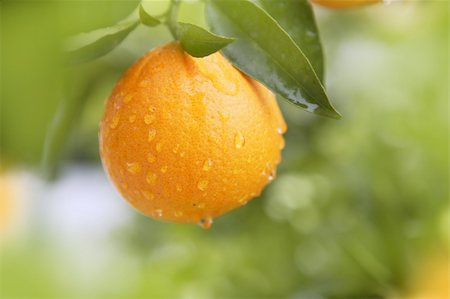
top-left (206, 0), bottom-right (340, 118)
top-left (254, 0), bottom-right (325, 82)
top-left (139, 4), bottom-right (161, 27)
top-left (176, 22), bottom-right (235, 57)
top-left (65, 20), bottom-right (139, 64)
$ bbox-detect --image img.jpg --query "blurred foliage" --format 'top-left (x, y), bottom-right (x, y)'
top-left (0, 1), bottom-right (448, 299)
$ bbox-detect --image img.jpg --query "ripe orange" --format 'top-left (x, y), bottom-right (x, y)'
top-left (311, 0), bottom-right (381, 9)
top-left (99, 42), bottom-right (286, 228)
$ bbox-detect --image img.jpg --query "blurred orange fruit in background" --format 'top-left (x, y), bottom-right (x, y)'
top-left (311, 0), bottom-right (381, 9)
top-left (99, 42), bottom-right (286, 228)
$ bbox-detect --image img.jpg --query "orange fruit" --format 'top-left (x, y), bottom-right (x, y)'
top-left (99, 41), bottom-right (286, 228)
top-left (311, 0), bottom-right (381, 9)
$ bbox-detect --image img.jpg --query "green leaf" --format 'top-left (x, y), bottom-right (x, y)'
top-left (176, 22), bottom-right (235, 57)
top-left (206, 0), bottom-right (340, 118)
top-left (65, 19), bottom-right (139, 64)
top-left (139, 4), bottom-right (161, 27)
top-left (254, 0), bottom-right (325, 82)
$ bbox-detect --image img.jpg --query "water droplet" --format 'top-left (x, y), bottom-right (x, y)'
top-left (197, 179), bottom-right (209, 191)
top-left (154, 209), bottom-right (163, 217)
top-left (219, 112), bottom-right (230, 122)
top-left (110, 114), bottom-right (120, 129)
top-left (126, 162), bottom-right (141, 174)
top-left (148, 128), bottom-right (156, 142)
top-left (142, 191), bottom-right (154, 200)
top-left (156, 143), bottom-right (163, 152)
top-left (176, 185), bottom-right (182, 192)
top-left (268, 172), bottom-right (275, 182)
top-left (180, 151), bottom-right (186, 157)
top-left (147, 153), bottom-right (156, 163)
top-left (128, 115), bottom-right (136, 123)
top-left (197, 202), bottom-right (206, 209)
top-left (234, 131), bottom-right (245, 149)
top-left (198, 217), bottom-right (213, 229)
top-left (172, 144), bottom-right (180, 153)
top-left (276, 127), bottom-right (283, 134)
top-left (238, 196), bottom-right (248, 205)
top-left (146, 172), bottom-right (157, 184)
top-left (174, 211), bottom-right (183, 217)
top-left (202, 159), bottom-right (214, 171)
top-left (144, 114), bottom-right (155, 124)
top-left (160, 165), bottom-right (168, 173)
top-left (123, 94), bottom-right (134, 103)
top-left (148, 106), bottom-right (156, 113)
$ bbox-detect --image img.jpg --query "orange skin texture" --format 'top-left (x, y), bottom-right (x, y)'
top-left (311, 0), bottom-right (381, 9)
top-left (99, 42), bottom-right (286, 226)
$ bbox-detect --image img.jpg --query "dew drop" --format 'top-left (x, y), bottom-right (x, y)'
top-left (202, 159), bottom-right (214, 171)
top-left (142, 191), bottom-right (154, 200)
top-left (234, 131), bottom-right (245, 149)
top-left (128, 115), bottom-right (136, 123)
top-left (156, 143), bottom-right (163, 152)
top-left (276, 127), bottom-right (283, 134)
top-left (180, 152), bottom-right (186, 157)
top-left (172, 144), bottom-right (180, 153)
top-left (123, 94), bottom-right (134, 103)
top-left (147, 153), bottom-right (156, 163)
top-left (198, 217), bottom-right (213, 229)
top-left (148, 106), bottom-right (157, 113)
top-left (146, 172), bottom-right (157, 184)
top-left (148, 128), bottom-right (157, 142)
top-left (174, 211), bottom-right (183, 218)
top-left (154, 209), bottom-right (163, 217)
top-left (144, 114), bottom-right (155, 124)
top-left (110, 114), bottom-right (120, 129)
top-left (197, 179), bottom-right (209, 191)
top-left (160, 165), bottom-right (168, 173)
top-left (219, 112), bottom-right (230, 122)
top-left (126, 162), bottom-right (141, 174)
top-left (197, 202), bottom-right (206, 209)
top-left (238, 196), bottom-right (248, 205)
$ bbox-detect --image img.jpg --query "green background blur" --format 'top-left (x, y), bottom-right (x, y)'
top-left (0, 1), bottom-right (448, 298)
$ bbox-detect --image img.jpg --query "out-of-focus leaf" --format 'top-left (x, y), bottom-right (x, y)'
top-left (254, 0), bottom-right (325, 82)
top-left (206, 0), bottom-right (340, 118)
top-left (139, 4), bottom-right (161, 27)
top-left (65, 20), bottom-right (139, 64)
top-left (176, 22), bottom-right (234, 57)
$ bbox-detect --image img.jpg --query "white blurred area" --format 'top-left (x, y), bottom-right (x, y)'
top-left (1, 165), bottom-right (132, 245)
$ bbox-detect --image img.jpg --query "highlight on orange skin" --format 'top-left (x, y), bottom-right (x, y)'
top-left (99, 42), bottom-right (286, 228)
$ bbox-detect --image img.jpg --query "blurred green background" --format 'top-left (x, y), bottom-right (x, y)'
top-left (0, 1), bottom-right (448, 298)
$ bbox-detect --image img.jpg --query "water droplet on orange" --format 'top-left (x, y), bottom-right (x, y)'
top-left (142, 191), bottom-right (154, 200)
top-left (110, 114), bottom-right (120, 129)
top-left (147, 153), bottom-right (156, 163)
top-left (144, 114), bottom-right (155, 124)
top-left (128, 115), bottom-right (136, 123)
top-left (123, 94), bottom-right (134, 103)
top-left (126, 162), bottom-right (141, 174)
top-left (198, 217), bottom-right (213, 229)
top-left (148, 128), bottom-right (156, 142)
top-left (202, 159), bottom-right (214, 171)
top-left (160, 165), bottom-right (168, 173)
top-left (146, 172), bottom-right (157, 184)
top-left (234, 131), bottom-right (245, 149)
top-left (197, 179), bottom-right (209, 191)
